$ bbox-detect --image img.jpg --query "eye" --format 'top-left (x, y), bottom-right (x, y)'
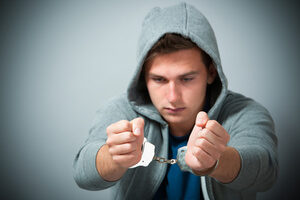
top-left (152, 77), bottom-right (166, 83)
top-left (181, 77), bottom-right (194, 82)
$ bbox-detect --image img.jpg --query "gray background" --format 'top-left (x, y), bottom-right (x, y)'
top-left (1, 0), bottom-right (299, 199)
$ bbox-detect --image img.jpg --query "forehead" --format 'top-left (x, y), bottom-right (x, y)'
top-left (145, 48), bottom-right (206, 75)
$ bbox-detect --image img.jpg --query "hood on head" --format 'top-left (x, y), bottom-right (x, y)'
top-left (127, 2), bottom-right (228, 122)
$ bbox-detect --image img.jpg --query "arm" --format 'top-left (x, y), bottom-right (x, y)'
top-left (209, 146), bottom-right (241, 183)
top-left (222, 100), bottom-right (278, 191)
top-left (96, 144), bottom-right (127, 181)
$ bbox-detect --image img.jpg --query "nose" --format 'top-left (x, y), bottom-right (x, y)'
top-left (167, 82), bottom-right (181, 104)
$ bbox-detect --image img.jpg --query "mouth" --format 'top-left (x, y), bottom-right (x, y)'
top-left (164, 107), bottom-right (186, 114)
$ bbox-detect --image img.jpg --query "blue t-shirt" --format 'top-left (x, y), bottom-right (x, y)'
top-left (153, 133), bottom-right (203, 200)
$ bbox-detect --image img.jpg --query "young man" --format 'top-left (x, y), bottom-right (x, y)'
top-left (73, 3), bottom-right (278, 200)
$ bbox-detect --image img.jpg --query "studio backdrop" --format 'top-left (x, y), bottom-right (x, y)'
top-left (1, 0), bottom-right (299, 199)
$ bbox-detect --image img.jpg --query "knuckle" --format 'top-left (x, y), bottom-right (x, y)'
top-left (125, 132), bottom-right (135, 141)
top-left (108, 147), bottom-right (115, 155)
top-left (106, 126), bottom-right (112, 135)
top-left (126, 142), bottom-right (136, 151)
top-left (219, 145), bottom-right (226, 153)
top-left (193, 147), bottom-right (202, 157)
top-left (123, 132), bottom-right (130, 141)
top-left (126, 143), bottom-right (133, 151)
top-left (226, 133), bottom-right (230, 142)
top-left (207, 120), bottom-right (217, 127)
top-left (197, 138), bottom-right (206, 147)
top-left (137, 117), bottom-right (145, 126)
top-left (119, 120), bottom-right (130, 129)
top-left (111, 155), bottom-right (119, 163)
top-left (202, 128), bottom-right (210, 135)
top-left (106, 138), bottom-right (112, 145)
top-left (194, 139), bottom-right (200, 146)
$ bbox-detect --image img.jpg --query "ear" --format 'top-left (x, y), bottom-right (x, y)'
top-left (207, 63), bottom-right (217, 85)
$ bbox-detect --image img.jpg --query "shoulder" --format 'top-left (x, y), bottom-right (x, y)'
top-left (92, 93), bottom-right (138, 127)
top-left (221, 90), bottom-right (271, 117)
top-left (219, 91), bottom-right (274, 135)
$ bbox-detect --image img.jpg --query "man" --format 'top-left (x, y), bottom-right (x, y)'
top-left (73, 2), bottom-right (278, 200)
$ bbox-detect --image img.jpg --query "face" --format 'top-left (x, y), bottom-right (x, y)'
top-left (145, 48), bottom-right (217, 134)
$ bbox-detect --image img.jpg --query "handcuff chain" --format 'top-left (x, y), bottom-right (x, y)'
top-left (153, 156), bottom-right (177, 165)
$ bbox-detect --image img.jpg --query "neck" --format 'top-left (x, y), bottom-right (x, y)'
top-left (169, 121), bottom-right (194, 137)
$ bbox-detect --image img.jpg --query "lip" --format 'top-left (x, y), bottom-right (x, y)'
top-left (164, 107), bottom-right (186, 114)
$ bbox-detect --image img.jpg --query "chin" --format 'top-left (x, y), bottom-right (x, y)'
top-left (163, 115), bottom-right (188, 125)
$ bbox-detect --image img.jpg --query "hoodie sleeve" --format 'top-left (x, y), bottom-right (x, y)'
top-left (218, 92), bottom-right (278, 192)
top-left (73, 94), bottom-right (137, 190)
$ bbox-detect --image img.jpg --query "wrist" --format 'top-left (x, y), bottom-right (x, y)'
top-left (192, 159), bottom-right (219, 176)
top-left (97, 144), bottom-right (127, 182)
top-left (209, 146), bottom-right (241, 183)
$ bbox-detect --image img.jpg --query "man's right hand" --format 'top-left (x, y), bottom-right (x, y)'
top-left (105, 118), bottom-right (145, 169)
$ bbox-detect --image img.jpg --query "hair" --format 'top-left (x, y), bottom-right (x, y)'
top-left (143, 33), bottom-right (212, 69)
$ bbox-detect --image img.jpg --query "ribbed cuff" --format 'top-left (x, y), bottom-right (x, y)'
top-left (81, 142), bottom-right (118, 189)
top-left (218, 146), bottom-right (260, 190)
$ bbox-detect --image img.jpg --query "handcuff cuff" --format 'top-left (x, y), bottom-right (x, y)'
top-left (129, 138), bottom-right (177, 168)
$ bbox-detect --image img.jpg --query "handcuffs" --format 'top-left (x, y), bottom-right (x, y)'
top-left (130, 138), bottom-right (177, 168)
top-left (129, 138), bottom-right (219, 176)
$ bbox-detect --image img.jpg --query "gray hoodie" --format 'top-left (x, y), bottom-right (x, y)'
top-left (73, 2), bottom-right (278, 200)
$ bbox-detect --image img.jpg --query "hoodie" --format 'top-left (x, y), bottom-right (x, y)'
top-left (73, 2), bottom-right (278, 200)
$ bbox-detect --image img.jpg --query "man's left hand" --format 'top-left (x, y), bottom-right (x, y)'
top-left (185, 111), bottom-right (230, 174)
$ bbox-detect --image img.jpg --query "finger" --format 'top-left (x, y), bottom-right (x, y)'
top-left (111, 151), bottom-right (142, 167)
top-left (198, 128), bottom-right (223, 146)
top-left (108, 142), bottom-right (138, 155)
top-left (196, 111), bottom-right (209, 128)
top-left (112, 154), bottom-right (135, 163)
top-left (185, 151), bottom-right (203, 169)
top-left (188, 125), bottom-right (203, 145)
top-left (194, 138), bottom-right (221, 160)
top-left (130, 117), bottom-right (145, 137)
top-left (192, 146), bottom-right (215, 167)
top-left (106, 120), bottom-right (132, 135)
top-left (198, 128), bottom-right (227, 154)
top-left (106, 131), bottom-right (136, 146)
top-left (206, 120), bottom-right (230, 142)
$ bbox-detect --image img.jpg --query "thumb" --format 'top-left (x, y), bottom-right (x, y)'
top-left (196, 111), bottom-right (209, 128)
top-left (130, 117), bottom-right (145, 137)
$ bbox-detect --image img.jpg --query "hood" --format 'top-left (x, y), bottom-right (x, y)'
top-left (127, 2), bottom-right (228, 124)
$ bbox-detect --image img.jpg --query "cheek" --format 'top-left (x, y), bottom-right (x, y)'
top-left (147, 84), bottom-right (162, 104)
top-left (184, 83), bottom-right (207, 104)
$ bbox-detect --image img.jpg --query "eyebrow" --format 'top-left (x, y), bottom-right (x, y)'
top-left (148, 70), bottom-right (200, 78)
top-left (179, 71), bottom-right (200, 77)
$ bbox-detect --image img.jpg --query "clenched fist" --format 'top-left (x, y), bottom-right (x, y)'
top-left (106, 117), bottom-right (145, 169)
top-left (185, 112), bottom-right (230, 175)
